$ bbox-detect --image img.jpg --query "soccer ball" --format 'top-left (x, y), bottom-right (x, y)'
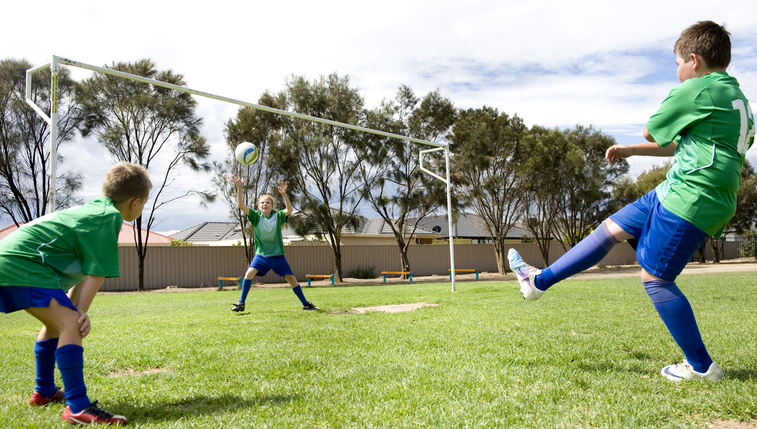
top-left (234, 142), bottom-right (259, 165)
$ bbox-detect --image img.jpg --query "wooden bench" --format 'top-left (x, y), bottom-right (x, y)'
top-left (217, 277), bottom-right (242, 291)
top-left (306, 274), bottom-right (334, 287)
top-left (449, 268), bottom-right (478, 280)
top-left (381, 271), bottom-right (412, 282)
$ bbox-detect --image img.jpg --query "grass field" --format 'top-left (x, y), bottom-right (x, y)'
top-left (1, 272), bottom-right (756, 428)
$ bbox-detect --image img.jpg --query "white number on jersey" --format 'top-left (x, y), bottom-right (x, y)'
top-left (732, 99), bottom-right (755, 156)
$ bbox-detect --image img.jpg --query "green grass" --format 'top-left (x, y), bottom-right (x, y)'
top-left (1, 272), bottom-right (756, 428)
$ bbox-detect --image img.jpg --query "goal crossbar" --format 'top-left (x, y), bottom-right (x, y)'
top-left (26, 55), bottom-right (458, 291)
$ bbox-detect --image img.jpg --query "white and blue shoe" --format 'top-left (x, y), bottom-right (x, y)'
top-left (508, 249), bottom-right (544, 301)
top-left (661, 360), bottom-right (724, 382)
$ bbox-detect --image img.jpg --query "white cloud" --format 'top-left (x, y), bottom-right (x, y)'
top-left (3, 0), bottom-right (757, 229)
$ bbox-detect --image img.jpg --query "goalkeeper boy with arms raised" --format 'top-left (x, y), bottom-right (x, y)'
top-left (508, 21), bottom-right (754, 382)
top-left (231, 175), bottom-right (317, 312)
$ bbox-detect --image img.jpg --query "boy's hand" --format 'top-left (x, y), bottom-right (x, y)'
top-left (232, 174), bottom-right (246, 188)
top-left (605, 145), bottom-right (630, 166)
top-left (278, 179), bottom-right (288, 195)
top-left (77, 310), bottom-right (91, 338)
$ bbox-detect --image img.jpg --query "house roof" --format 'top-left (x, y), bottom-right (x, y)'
top-left (0, 222), bottom-right (173, 245)
top-left (171, 216), bottom-right (442, 243)
top-left (171, 222), bottom-right (240, 242)
top-left (118, 223), bottom-right (174, 245)
top-left (171, 221), bottom-right (299, 243)
top-left (414, 213), bottom-right (532, 240)
top-left (358, 217), bottom-right (440, 237)
top-left (0, 223), bottom-right (20, 241)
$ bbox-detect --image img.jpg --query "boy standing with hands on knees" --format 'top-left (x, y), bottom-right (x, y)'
top-left (509, 21), bottom-right (754, 382)
top-left (231, 175), bottom-right (317, 312)
top-left (0, 162), bottom-right (152, 425)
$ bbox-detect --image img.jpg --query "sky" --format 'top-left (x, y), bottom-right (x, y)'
top-left (3, 0), bottom-right (757, 233)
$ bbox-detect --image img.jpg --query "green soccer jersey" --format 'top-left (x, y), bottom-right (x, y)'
top-left (0, 197), bottom-right (123, 291)
top-left (248, 209), bottom-right (287, 257)
top-left (646, 72), bottom-right (755, 237)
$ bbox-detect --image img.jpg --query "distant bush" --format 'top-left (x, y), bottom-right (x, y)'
top-left (740, 231), bottom-right (757, 259)
top-left (347, 265), bottom-right (376, 279)
top-left (170, 239), bottom-right (193, 247)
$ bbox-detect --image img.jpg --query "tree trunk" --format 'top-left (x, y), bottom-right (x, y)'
top-left (697, 241), bottom-right (707, 263)
top-left (493, 239), bottom-right (507, 274)
top-left (536, 238), bottom-right (551, 266)
top-left (710, 237), bottom-right (720, 263)
top-left (135, 216), bottom-right (147, 292)
top-left (399, 250), bottom-right (411, 279)
top-left (394, 234), bottom-right (412, 279)
top-left (332, 243), bottom-right (343, 282)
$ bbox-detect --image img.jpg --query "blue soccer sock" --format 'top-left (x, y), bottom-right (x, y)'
top-left (535, 222), bottom-right (620, 291)
top-left (239, 278), bottom-right (253, 303)
top-left (33, 338), bottom-right (59, 397)
top-left (55, 344), bottom-right (90, 413)
top-left (643, 279), bottom-right (713, 373)
top-left (292, 285), bottom-right (308, 305)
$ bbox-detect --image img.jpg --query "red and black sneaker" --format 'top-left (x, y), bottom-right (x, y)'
top-left (62, 401), bottom-right (127, 425)
top-left (29, 388), bottom-right (65, 406)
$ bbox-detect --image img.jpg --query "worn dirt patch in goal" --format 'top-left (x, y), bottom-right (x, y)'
top-left (331, 302), bottom-right (438, 314)
top-left (706, 421), bottom-right (757, 429)
top-left (108, 367), bottom-right (168, 377)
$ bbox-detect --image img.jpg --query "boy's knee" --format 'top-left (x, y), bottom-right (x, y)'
top-left (642, 279), bottom-right (684, 304)
top-left (604, 219), bottom-right (633, 242)
top-left (591, 221), bottom-right (621, 251)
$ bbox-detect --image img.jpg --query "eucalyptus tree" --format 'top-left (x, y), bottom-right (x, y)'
top-left (76, 59), bottom-right (214, 291)
top-left (553, 125), bottom-right (628, 249)
top-left (711, 160), bottom-right (757, 262)
top-left (449, 106), bottom-right (527, 274)
top-left (516, 126), bottom-right (576, 266)
top-left (266, 73), bottom-right (367, 282)
top-left (213, 91), bottom-right (288, 263)
top-left (361, 86), bottom-right (456, 276)
top-left (610, 160), bottom-right (671, 214)
top-left (0, 58), bottom-right (82, 225)
top-left (728, 160), bottom-right (757, 235)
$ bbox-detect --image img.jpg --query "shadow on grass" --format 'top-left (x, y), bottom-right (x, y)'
top-left (117, 393), bottom-right (301, 424)
top-left (725, 368), bottom-right (757, 381)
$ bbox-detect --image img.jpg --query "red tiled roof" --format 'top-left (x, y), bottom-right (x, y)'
top-left (118, 223), bottom-right (174, 244)
top-left (0, 222), bottom-right (173, 245)
top-left (0, 223), bottom-right (22, 241)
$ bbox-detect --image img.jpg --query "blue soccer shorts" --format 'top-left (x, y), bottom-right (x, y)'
top-left (0, 286), bottom-right (78, 314)
top-left (249, 255), bottom-right (295, 277)
top-left (609, 190), bottom-right (708, 281)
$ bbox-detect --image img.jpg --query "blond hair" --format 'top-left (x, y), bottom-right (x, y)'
top-left (102, 162), bottom-right (152, 204)
top-left (674, 21), bottom-right (731, 69)
top-left (258, 194), bottom-right (277, 209)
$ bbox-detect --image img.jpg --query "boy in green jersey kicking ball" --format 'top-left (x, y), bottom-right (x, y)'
top-left (509, 21), bottom-right (754, 381)
top-left (0, 162), bottom-right (152, 425)
top-left (231, 175), bottom-right (317, 312)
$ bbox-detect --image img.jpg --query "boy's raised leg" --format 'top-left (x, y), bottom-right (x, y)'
top-left (509, 221), bottom-right (624, 300)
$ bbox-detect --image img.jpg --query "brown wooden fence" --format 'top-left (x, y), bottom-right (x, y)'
top-left (102, 242), bottom-right (638, 291)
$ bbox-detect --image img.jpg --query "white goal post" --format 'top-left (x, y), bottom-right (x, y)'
top-left (26, 55), bottom-right (459, 291)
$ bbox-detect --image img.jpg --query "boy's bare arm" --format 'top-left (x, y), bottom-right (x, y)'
top-left (67, 274), bottom-right (105, 338)
top-left (232, 174), bottom-right (250, 214)
top-left (606, 141), bottom-right (677, 166)
top-left (278, 180), bottom-right (293, 217)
